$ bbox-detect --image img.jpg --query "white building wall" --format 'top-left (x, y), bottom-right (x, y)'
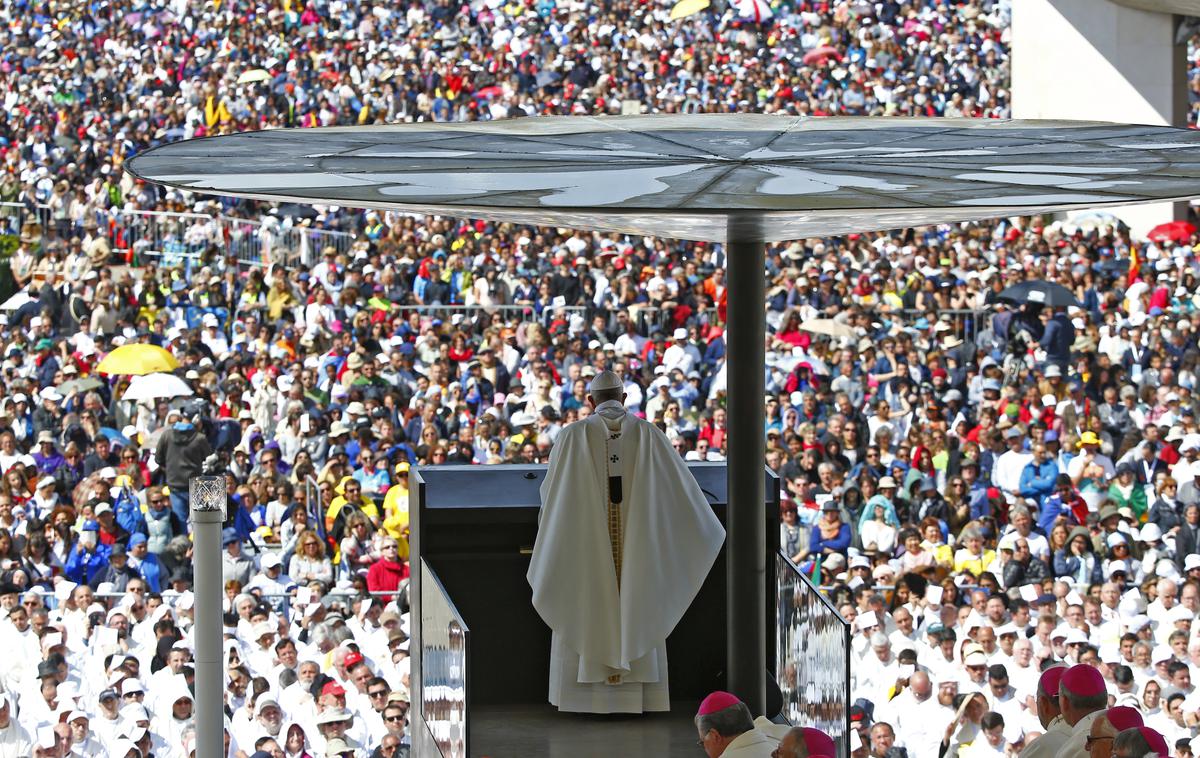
top-left (1012, 0), bottom-right (1188, 236)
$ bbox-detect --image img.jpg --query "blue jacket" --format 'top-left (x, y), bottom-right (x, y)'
top-left (1038, 494), bottom-right (1067, 534)
top-left (137, 553), bottom-right (164, 593)
top-left (967, 483), bottom-right (991, 521)
top-left (810, 522), bottom-right (851, 555)
top-left (1052, 548), bottom-right (1103, 586)
top-left (64, 543), bottom-right (112, 585)
top-left (1019, 459), bottom-right (1059, 503)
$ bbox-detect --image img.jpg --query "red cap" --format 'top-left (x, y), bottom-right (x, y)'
top-left (1060, 664), bottom-right (1105, 698)
top-left (1135, 726), bottom-right (1169, 757)
top-left (802, 728), bottom-right (837, 757)
top-left (1105, 706), bottom-right (1143, 732)
top-left (343, 651), bottom-right (364, 669)
top-left (697, 691), bottom-right (741, 716)
top-left (1038, 667), bottom-right (1066, 698)
top-left (986, 487), bottom-right (1003, 501)
top-left (321, 682), bottom-right (347, 697)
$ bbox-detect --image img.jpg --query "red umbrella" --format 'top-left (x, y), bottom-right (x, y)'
top-left (1148, 220), bottom-right (1197, 244)
top-left (474, 85), bottom-right (504, 99)
top-left (802, 46), bottom-right (842, 65)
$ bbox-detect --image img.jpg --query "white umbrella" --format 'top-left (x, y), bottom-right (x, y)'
top-left (0, 291), bottom-right (31, 311)
top-left (1066, 209), bottom-right (1121, 231)
top-left (735, 0), bottom-right (772, 22)
top-left (122, 373), bottom-right (194, 402)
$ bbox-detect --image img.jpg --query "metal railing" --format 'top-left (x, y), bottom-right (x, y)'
top-left (217, 214), bottom-right (355, 270)
top-left (33, 589), bottom-right (407, 624)
top-left (0, 204), bottom-right (357, 272)
top-left (777, 549), bottom-right (851, 758)
top-left (0, 201), bottom-right (51, 238)
top-left (387, 302), bottom-right (589, 327)
top-left (887, 307), bottom-right (989, 342)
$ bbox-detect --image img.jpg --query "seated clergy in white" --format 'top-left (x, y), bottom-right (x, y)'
top-left (528, 369), bottom-right (725, 713)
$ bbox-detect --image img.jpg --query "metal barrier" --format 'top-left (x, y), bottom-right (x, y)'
top-left (419, 558), bottom-right (469, 758)
top-left (0, 201), bottom-right (51, 238)
top-left (888, 307), bottom-right (990, 343)
top-left (0, 204), bottom-right (358, 272)
top-left (631, 305), bottom-right (722, 333)
top-left (218, 214), bottom-right (354, 270)
top-left (105, 209), bottom-right (215, 268)
top-left (776, 549), bottom-right (851, 758)
top-left (44, 588), bottom-right (406, 623)
top-left (387, 303), bottom-right (588, 327)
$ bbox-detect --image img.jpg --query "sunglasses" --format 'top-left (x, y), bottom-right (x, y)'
top-left (385, 715), bottom-right (404, 723)
top-left (369, 690), bottom-right (388, 698)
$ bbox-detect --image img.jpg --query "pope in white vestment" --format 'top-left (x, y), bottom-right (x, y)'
top-left (527, 370), bottom-right (725, 714)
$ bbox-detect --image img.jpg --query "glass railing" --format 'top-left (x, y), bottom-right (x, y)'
top-left (421, 558), bottom-right (469, 758)
top-left (775, 549), bottom-right (851, 758)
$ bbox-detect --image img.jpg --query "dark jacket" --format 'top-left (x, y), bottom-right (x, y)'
top-left (1039, 313), bottom-right (1074, 366)
top-left (1176, 521), bottom-right (1200, 571)
top-left (154, 425), bottom-right (212, 491)
top-left (1148, 498), bottom-right (1182, 533)
top-left (1003, 555), bottom-right (1050, 588)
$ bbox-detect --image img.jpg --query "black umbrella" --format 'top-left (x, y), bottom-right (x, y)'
top-left (274, 203), bottom-right (319, 219)
top-left (997, 280), bottom-right (1081, 308)
top-left (535, 70), bottom-right (562, 88)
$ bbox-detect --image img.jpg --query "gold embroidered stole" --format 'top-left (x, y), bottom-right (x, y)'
top-left (602, 418), bottom-right (625, 686)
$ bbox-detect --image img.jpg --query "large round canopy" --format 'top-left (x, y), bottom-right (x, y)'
top-left (126, 115), bottom-right (1200, 243)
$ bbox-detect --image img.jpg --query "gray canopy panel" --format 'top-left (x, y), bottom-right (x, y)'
top-left (126, 115), bottom-right (1200, 242)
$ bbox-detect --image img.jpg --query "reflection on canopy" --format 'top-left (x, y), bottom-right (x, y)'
top-left (127, 115), bottom-right (1200, 242)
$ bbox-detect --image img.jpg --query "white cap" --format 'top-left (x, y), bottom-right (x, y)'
top-left (963, 651), bottom-right (987, 666)
top-left (1139, 523), bottom-right (1163, 542)
top-left (1168, 605), bottom-right (1194, 623)
top-left (1105, 560), bottom-right (1129, 578)
top-left (262, 554), bottom-right (282, 570)
top-left (672, 327), bottom-right (687, 340)
top-left (1159, 559), bottom-right (1182, 579)
top-left (1187, 554), bottom-right (1200, 571)
top-left (1126, 615), bottom-right (1151, 633)
top-left (94, 502), bottom-right (112, 515)
top-left (587, 370), bottom-right (623, 393)
top-left (1062, 628), bottom-right (1088, 645)
top-left (36, 476), bottom-right (55, 489)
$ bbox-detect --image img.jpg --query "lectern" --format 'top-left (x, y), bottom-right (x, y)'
top-left (409, 463), bottom-right (779, 757)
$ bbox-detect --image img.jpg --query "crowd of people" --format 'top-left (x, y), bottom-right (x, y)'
top-left (0, 0), bottom-right (1197, 757)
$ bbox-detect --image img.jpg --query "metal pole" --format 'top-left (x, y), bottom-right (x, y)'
top-left (190, 475), bottom-right (227, 758)
top-left (725, 215), bottom-right (767, 714)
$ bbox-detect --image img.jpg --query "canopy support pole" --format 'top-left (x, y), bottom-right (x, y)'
top-left (725, 215), bottom-right (767, 714)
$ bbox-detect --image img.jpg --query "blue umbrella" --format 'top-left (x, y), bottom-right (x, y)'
top-left (100, 427), bottom-right (132, 447)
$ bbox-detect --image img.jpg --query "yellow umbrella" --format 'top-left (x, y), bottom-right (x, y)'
top-left (670, 0), bottom-right (709, 20)
top-left (237, 69), bottom-right (271, 84)
top-left (96, 345), bottom-right (180, 376)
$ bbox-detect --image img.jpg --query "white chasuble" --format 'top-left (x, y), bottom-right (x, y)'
top-left (528, 400), bottom-right (726, 713)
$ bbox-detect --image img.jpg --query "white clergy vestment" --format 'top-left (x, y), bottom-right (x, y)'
top-left (528, 400), bottom-right (725, 713)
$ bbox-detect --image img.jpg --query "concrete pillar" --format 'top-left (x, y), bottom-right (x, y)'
top-left (1012, 0), bottom-right (1189, 236)
top-left (189, 475), bottom-right (227, 758)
